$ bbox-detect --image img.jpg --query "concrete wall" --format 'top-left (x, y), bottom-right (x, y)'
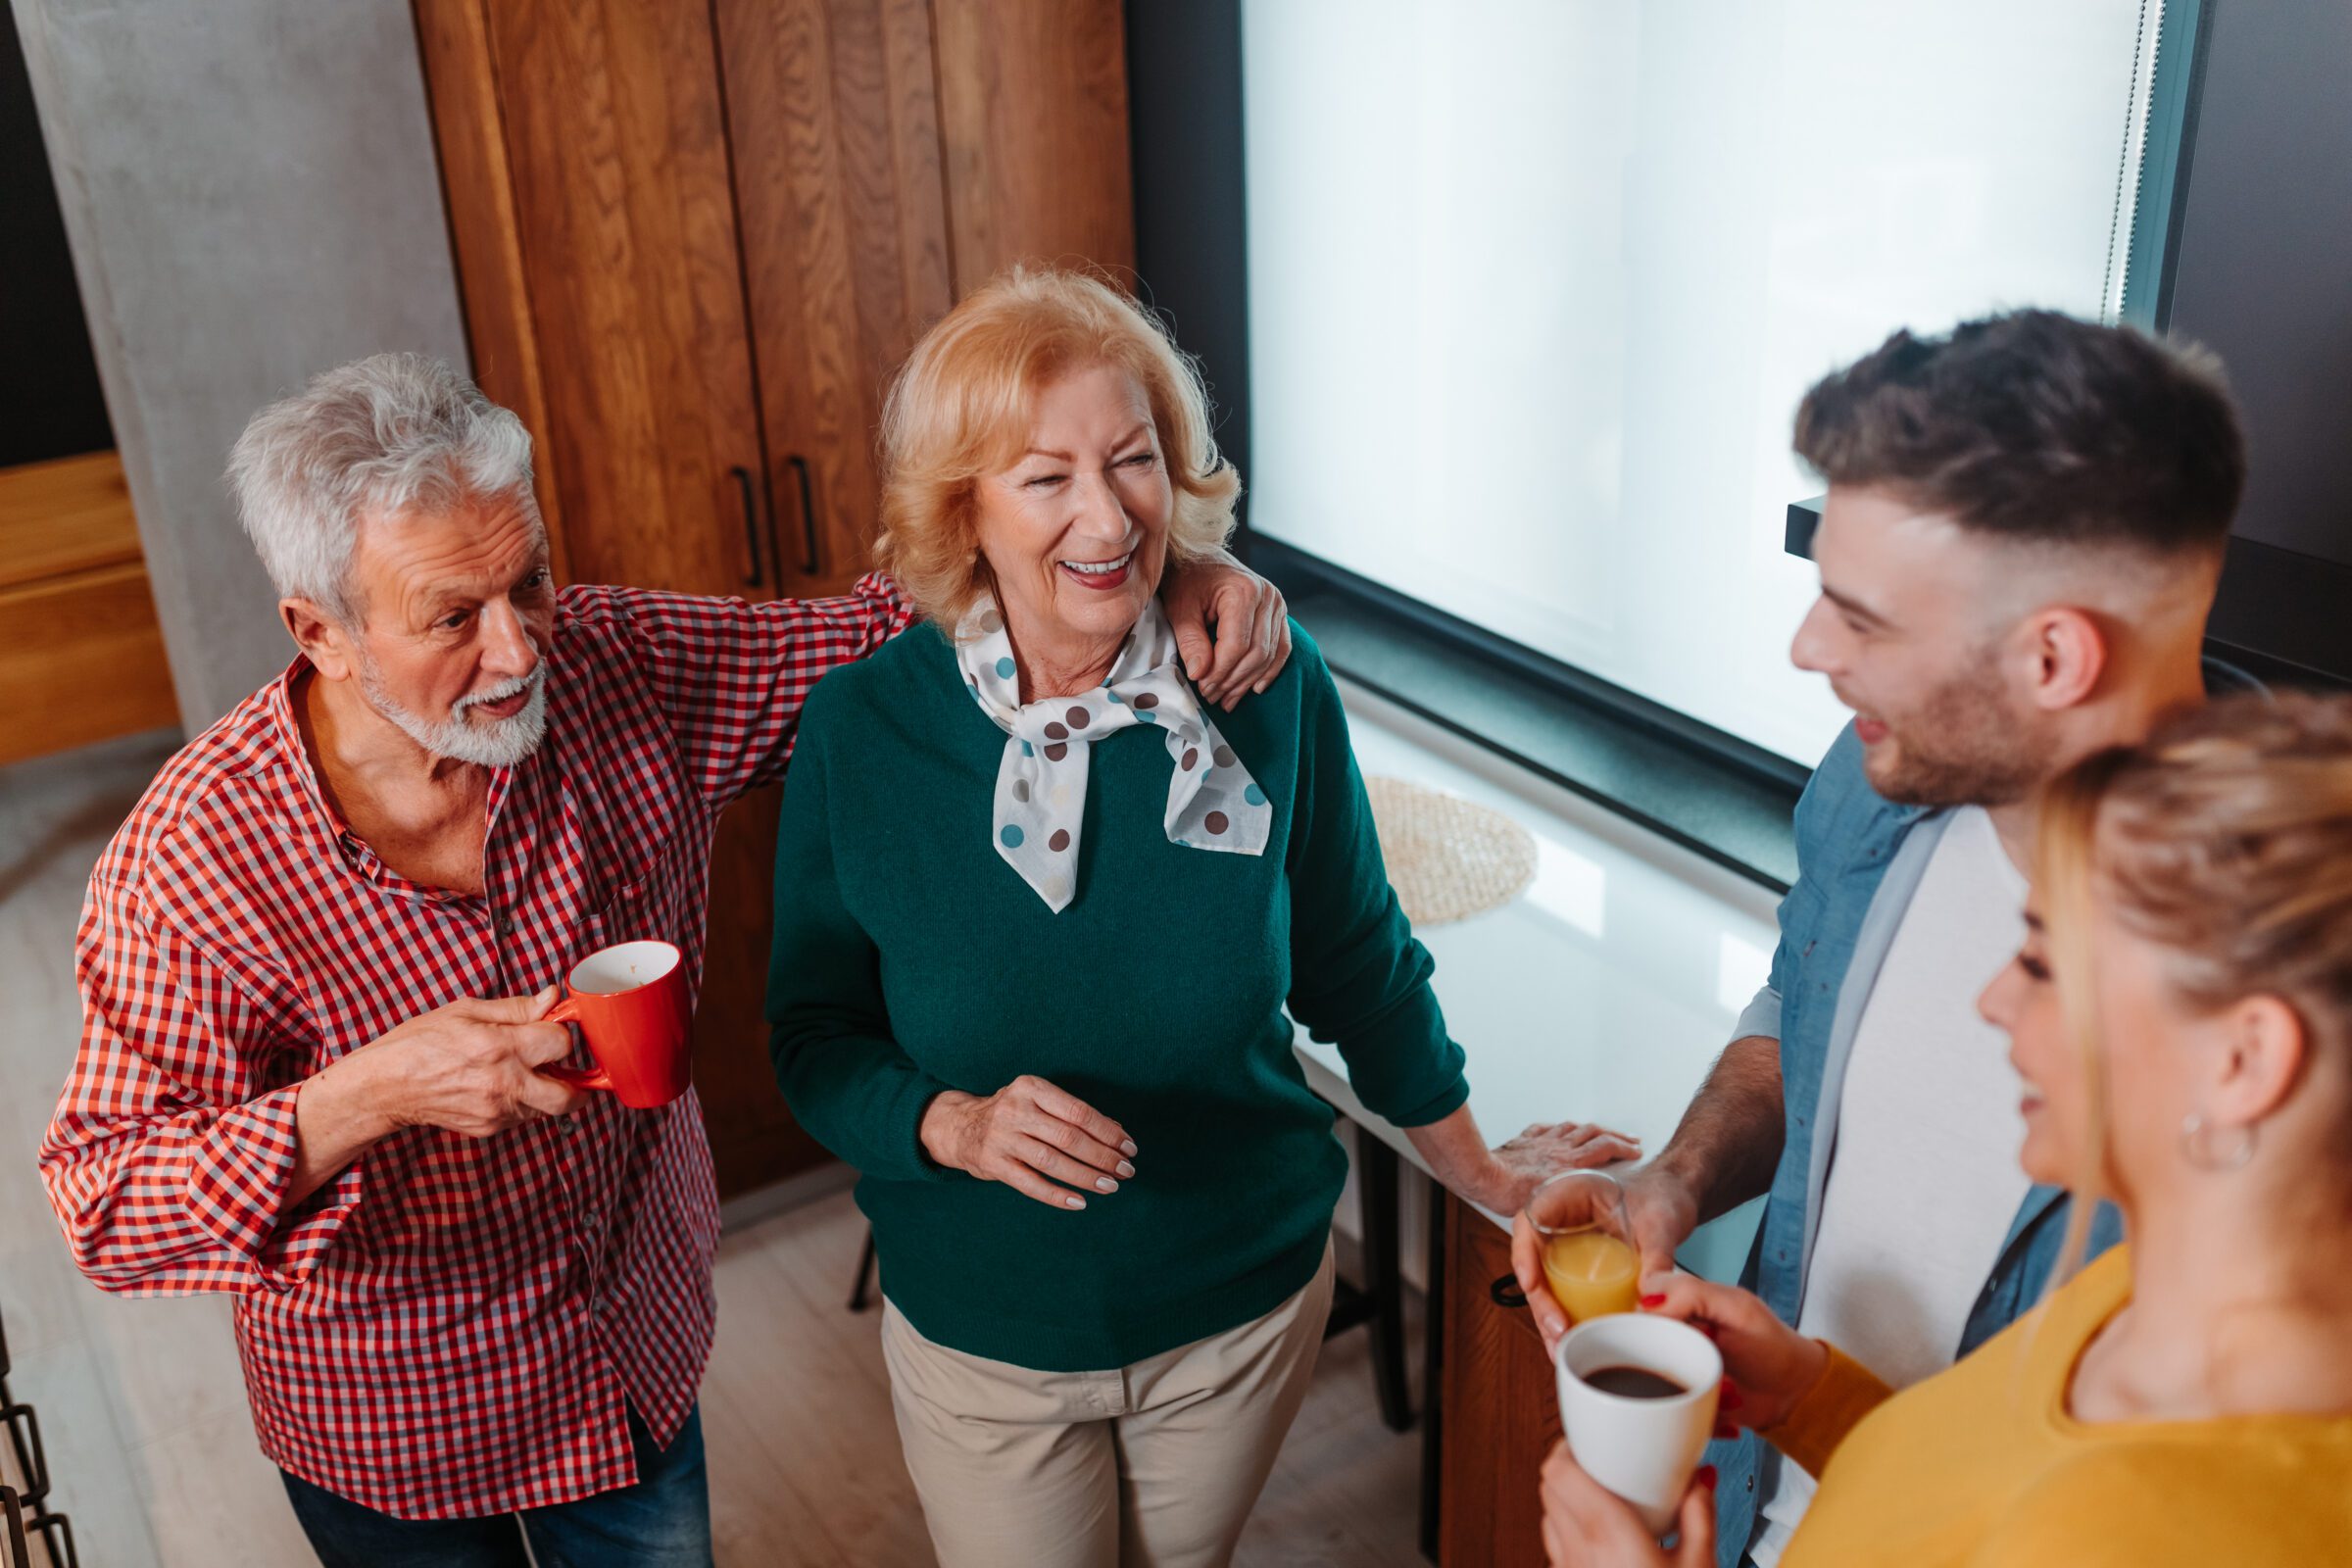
top-left (11, 0), bottom-right (468, 731)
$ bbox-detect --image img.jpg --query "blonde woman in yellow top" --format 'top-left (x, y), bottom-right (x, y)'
top-left (1542, 692), bottom-right (2352, 1568)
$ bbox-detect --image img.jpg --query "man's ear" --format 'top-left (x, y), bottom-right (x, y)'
top-left (283, 598), bottom-right (358, 682)
top-left (2020, 605), bottom-right (2109, 713)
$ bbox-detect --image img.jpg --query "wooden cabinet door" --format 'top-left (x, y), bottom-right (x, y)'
top-left (430, 0), bottom-right (771, 596)
top-left (931, 0), bottom-right (1136, 286)
top-left (417, 0), bottom-right (1140, 1201)
top-left (712, 0), bottom-right (956, 600)
top-left (1439, 1191), bottom-right (1561, 1567)
top-left (416, 0), bottom-right (829, 1199)
top-left (713, 0), bottom-right (1137, 600)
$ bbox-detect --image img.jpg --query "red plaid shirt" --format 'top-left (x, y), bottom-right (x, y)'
top-left (39, 578), bottom-right (913, 1518)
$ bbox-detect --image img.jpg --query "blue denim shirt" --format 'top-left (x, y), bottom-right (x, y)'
top-left (1708, 724), bottom-right (2124, 1567)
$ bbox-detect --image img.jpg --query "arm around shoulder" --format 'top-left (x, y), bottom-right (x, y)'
top-left (577, 573), bottom-right (918, 807)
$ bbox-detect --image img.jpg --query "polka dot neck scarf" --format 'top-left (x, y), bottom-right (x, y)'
top-left (956, 595), bottom-right (1271, 912)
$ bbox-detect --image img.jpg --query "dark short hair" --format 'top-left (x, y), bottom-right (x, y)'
top-left (1793, 309), bottom-right (2245, 555)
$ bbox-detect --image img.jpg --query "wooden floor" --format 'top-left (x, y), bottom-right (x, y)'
top-left (0, 729), bottom-right (1428, 1567)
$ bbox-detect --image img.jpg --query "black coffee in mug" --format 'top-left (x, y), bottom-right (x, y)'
top-left (1582, 1364), bottom-right (1688, 1399)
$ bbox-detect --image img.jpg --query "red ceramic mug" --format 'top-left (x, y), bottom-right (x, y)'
top-left (541, 940), bottom-right (693, 1108)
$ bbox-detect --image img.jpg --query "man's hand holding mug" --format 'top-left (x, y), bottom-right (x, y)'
top-left (348, 990), bottom-right (588, 1139)
top-left (289, 939), bottom-right (694, 1204)
top-left (1515, 1161), bottom-right (1702, 1354)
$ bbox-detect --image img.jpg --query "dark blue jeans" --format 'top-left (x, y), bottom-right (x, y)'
top-left (281, 1404), bottom-right (712, 1568)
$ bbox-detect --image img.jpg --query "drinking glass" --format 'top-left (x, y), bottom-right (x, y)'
top-left (1526, 1168), bottom-right (1642, 1323)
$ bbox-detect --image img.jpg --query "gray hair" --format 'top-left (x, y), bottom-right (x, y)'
top-left (225, 352), bottom-right (536, 622)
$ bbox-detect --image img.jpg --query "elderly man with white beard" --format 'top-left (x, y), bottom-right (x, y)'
top-left (36, 353), bottom-right (1292, 1568)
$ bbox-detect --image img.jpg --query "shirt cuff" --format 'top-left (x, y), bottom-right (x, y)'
top-left (192, 1082), bottom-right (364, 1294)
top-left (1760, 1341), bottom-right (1894, 1481)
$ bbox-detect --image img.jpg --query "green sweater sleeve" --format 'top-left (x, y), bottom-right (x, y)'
top-left (764, 688), bottom-right (956, 1185)
top-left (1284, 645), bottom-right (1471, 1128)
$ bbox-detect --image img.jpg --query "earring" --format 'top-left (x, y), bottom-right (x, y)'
top-left (2180, 1112), bottom-right (2257, 1172)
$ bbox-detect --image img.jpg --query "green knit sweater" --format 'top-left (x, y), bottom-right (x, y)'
top-left (765, 620), bottom-right (1468, 1371)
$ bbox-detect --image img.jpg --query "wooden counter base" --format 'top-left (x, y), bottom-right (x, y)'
top-left (1438, 1187), bottom-right (1561, 1565)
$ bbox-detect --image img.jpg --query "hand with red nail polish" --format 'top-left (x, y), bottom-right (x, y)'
top-left (1633, 1269), bottom-right (1826, 1434)
top-left (1538, 1439), bottom-right (1718, 1568)
top-left (1639, 1293), bottom-right (1668, 1309)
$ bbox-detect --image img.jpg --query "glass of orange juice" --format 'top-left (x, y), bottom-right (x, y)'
top-left (1528, 1169), bottom-right (1641, 1323)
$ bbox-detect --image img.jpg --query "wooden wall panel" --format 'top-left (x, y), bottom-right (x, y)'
top-left (413, 0), bottom-right (569, 580)
top-left (413, 0), bottom-right (1142, 1200)
top-left (0, 563), bottom-right (177, 767)
top-left (714, 0), bottom-right (955, 596)
top-left (0, 452), bottom-right (179, 765)
top-left (420, 0), bottom-right (768, 596)
top-left (931, 0), bottom-right (1136, 291)
top-left (411, 0), bottom-right (827, 1200)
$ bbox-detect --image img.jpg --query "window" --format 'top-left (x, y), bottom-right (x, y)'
top-left (1242, 1), bottom-right (2182, 764)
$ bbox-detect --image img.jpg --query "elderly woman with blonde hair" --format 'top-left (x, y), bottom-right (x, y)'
top-left (764, 266), bottom-right (1637, 1568)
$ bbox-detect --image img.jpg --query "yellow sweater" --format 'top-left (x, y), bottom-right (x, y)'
top-left (1771, 1247), bottom-right (2352, 1567)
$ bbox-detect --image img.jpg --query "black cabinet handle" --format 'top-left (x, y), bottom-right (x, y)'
top-left (788, 453), bottom-right (820, 576)
top-left (1490, 1272), bottom-right (1528, 1309)
top-left (731, 465), bottom-right (762, 587)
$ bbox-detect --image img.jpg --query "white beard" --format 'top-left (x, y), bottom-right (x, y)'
top-left (358, 656), bottom-right (549, 768)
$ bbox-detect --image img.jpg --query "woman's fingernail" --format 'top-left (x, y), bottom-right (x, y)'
top-left (1722, 1382), bottom-right (1743, 1409)
top-left (1095, 1177), bottom-right (1118, 1194)
top-left (1696, 1465), bottom-right (1718, 1491)
top-left (1116, 1160), bottom-right (1136, 1179)
top-left (1639, 1294), bottom-right (1667, 1309)
top-left (1065, 1195), bottom-right (1087, 1209)
top-left (1121, 1140), bottom-right (1139, 1158)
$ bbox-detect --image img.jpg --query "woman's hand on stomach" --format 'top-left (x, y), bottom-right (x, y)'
top-left (918, 1075), bottom-right (1140, 1210)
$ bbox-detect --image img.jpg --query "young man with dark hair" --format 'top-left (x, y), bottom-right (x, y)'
top-left (1514, 309), bottom-right (2248, 1566)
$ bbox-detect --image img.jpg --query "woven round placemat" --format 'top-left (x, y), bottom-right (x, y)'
top-left (1364, 774), bottom-right (1537, 926)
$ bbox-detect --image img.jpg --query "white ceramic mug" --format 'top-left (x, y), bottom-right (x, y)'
top-left (1555, 1311), bottom-right (1723, 1537)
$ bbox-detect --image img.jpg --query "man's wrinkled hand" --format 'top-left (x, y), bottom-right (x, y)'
top-left (1162, 553), bottom-right (1292, 710)
top-left (348, 989), bottom-right (589, 1139)
top-left (1481, 1120), bottom-right (1644, 1216)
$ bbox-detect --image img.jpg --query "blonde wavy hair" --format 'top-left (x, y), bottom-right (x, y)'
top-left (873, 266), bottom-right (1241, 632)
top-left (2034, 691), bottom-right (2352, 1284)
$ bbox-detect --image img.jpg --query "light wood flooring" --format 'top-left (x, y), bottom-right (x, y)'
top-left (0, 730), bottom-right (1427, 1567)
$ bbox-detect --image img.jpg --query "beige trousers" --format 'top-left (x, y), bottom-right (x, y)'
top-left (878, 1244), bottom-right (1336, 1568)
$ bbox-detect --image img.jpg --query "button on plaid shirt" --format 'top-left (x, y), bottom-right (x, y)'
top-left (38, 579), bottom-right (912, 1518)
